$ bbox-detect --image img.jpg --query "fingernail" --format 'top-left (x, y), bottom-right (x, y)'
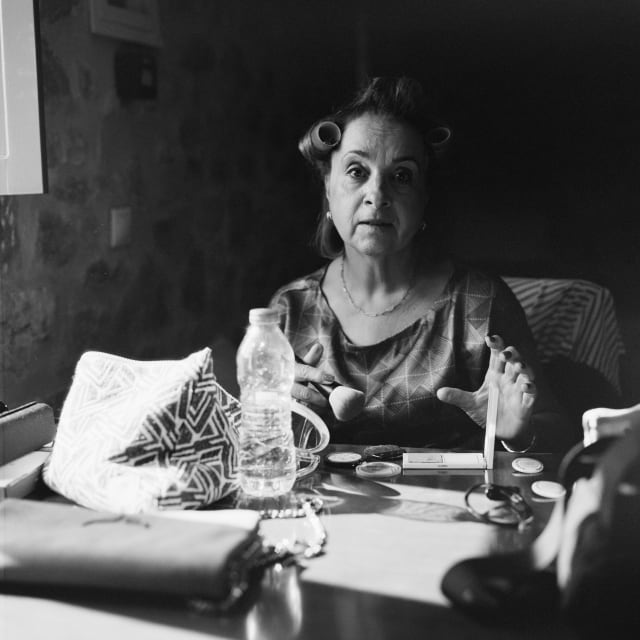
top-left (502, 351), bottom-right (512, 360)
top-left (488, 335), bottom-right (498, 342)
top-left (322, 373), bottom-right (335, 384)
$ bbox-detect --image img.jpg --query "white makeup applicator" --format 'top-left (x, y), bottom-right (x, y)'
top-left (314, 381), bottom-right (366, 422)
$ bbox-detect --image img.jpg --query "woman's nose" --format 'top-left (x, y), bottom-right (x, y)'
top-left (364, 175), bottom-right (390, 209)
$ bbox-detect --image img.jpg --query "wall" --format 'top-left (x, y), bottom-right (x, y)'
top-left (0, 0), bottom-right (360, 409)
top-left (1, 0), bottom-right (639, 413)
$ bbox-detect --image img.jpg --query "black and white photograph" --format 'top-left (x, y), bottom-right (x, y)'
top-left (2, 1), bottom-right (640, 638)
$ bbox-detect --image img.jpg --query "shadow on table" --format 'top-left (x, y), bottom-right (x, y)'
top-left (299, 468), bottom-right (478, 524)
top-left (2, 565), bottom-right (577, 640)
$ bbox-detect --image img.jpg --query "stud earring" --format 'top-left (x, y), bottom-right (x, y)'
top-left (326, 211), bottom-right (333, 222)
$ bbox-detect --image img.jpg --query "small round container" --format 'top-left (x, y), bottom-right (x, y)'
top-left (511, 457), bottom-right (544, 474)
top-left (363, 444), bottom-right (405, 461)
top-left (355, 461), bottom-right (402, 478)
top-left (324, 451), bottom-right (363, 468)
top-left (531, 480), bottom-right (566, 500)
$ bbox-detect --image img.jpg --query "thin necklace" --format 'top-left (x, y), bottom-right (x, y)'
top-left (340, 255), bottom-right (414, 318)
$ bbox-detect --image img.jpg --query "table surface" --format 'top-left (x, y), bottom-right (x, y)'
top-left (1, 447), bottom-right (578, 640)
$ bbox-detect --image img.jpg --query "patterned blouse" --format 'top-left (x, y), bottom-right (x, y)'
top-left (270, 264), bottom-right (557, 449)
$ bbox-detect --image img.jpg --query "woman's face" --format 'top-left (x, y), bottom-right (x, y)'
top-left (324, 113), bottom-right (429, 258)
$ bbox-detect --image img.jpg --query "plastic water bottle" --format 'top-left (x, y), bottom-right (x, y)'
top-left (236, 307), bottom-right (296, 497)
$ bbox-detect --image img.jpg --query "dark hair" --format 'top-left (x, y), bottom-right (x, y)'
top-left (298, 77), bottom-right (451, 259)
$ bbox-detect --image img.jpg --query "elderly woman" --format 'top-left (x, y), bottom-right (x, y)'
top-left (271, 76), bottom-right (569, 452)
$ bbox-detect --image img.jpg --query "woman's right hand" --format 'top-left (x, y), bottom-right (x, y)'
top-left (292, 343), bottom-right (334, 410)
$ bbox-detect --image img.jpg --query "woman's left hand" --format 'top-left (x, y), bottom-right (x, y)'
top-left (436, 335), bottom-right (536, 445)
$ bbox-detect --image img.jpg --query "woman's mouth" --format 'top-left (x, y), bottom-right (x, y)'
top-left (359, 220), bottom-right (393, 229)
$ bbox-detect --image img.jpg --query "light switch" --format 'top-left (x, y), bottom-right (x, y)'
top-left (110, 207), bottom-right (131, 247)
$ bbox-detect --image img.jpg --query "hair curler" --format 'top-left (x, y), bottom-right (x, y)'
top-left (311, 121), bottom-right (341, 150)
top-left (298, 120), bottom-right (342, 161)
top-left (426, 126), bottom-right (452, 161)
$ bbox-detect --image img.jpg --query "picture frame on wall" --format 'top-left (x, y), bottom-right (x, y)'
top-left (89, 0), bottom-right (162, 47)
top-left (0, 0), bottom-right (47, 195)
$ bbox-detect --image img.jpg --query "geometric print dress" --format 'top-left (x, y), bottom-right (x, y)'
top-left (271, 264), bottom-right (550, 448)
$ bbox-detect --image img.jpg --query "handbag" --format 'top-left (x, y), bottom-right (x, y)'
top-left (1, 402), bottom-right (56, 499)
top-left (440, 405), bottom-right (640, 636)
top-left (44, 347), bottom-right (242, 512)
top-left (0, 402), bottom-right (56, 465)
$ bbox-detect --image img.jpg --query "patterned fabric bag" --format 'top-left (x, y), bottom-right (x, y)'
top-left (44, 348), bottom-right (241, 513)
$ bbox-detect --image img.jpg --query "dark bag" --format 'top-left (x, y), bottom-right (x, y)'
top-left (0, 402), bottom-right (55, 465)
top-left (0, 402), bottom-right (56, 499)
top-left (557, 425), bottom-right (640, 635)
top-left (441, 405), bottom-right (640, 636)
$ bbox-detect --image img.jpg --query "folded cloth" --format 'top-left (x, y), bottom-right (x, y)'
top-left (43, 348), bottom-right (241, 513)
top-left (0, 498), bottom-right (263, 606)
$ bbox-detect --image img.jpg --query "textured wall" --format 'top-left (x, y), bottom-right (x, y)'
top-left (0, 0), bottom-right (357, 409)
top-left (2, 0), bottom-right (639, 413)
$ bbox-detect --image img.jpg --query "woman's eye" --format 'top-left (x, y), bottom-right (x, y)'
top-left (394, 168), bottom-right (413, 184)
top-left (346, 165), bottom-right (366, 179)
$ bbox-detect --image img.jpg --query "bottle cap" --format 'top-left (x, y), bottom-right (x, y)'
top-left (249, 308), bottom-right (278, 324)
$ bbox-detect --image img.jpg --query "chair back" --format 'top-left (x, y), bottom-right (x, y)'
top-left (503, 276), bottom-right (625, 435)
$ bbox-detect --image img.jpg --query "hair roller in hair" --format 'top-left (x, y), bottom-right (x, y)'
top-left (426, 126), bottom-right (452, 160)
top-left (299, 120), bottom-right (342, 161)
top-left (311, 121), bottom-right (341, 150)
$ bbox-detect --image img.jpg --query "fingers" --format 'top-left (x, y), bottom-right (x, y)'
top-left (294, 342), bottom-right (333, 410)
top-left (301, 342), bottom-right (323, 367)
top-left (295, 342), bottom-right (334, 386)
top-left (486, 336), bottom-right (536, 384)
top-left (485, 335), bottom-right (505, 373)
top-left (436, 386), bottom-right (475, 413)
top-left (521, 379), bottom-right (537, 410)
top-left (485, 334), bottom-right (505, 351)
top-left (486, 336), bottom-right (538, 411)
top-left (292, 381), bottom-right (328, 409)
top-left (505, 361), bottom-right (537, 408)
top-left (501, 348), bottom-right (536, 384)
top-left (295, 360), bottom-right (334, 386)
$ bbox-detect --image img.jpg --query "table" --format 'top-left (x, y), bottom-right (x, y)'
top-left (1, 447), bottom-right (578, 640)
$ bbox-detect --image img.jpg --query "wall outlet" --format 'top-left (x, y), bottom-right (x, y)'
top-left (110, 207), bottom-right (131, 247)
